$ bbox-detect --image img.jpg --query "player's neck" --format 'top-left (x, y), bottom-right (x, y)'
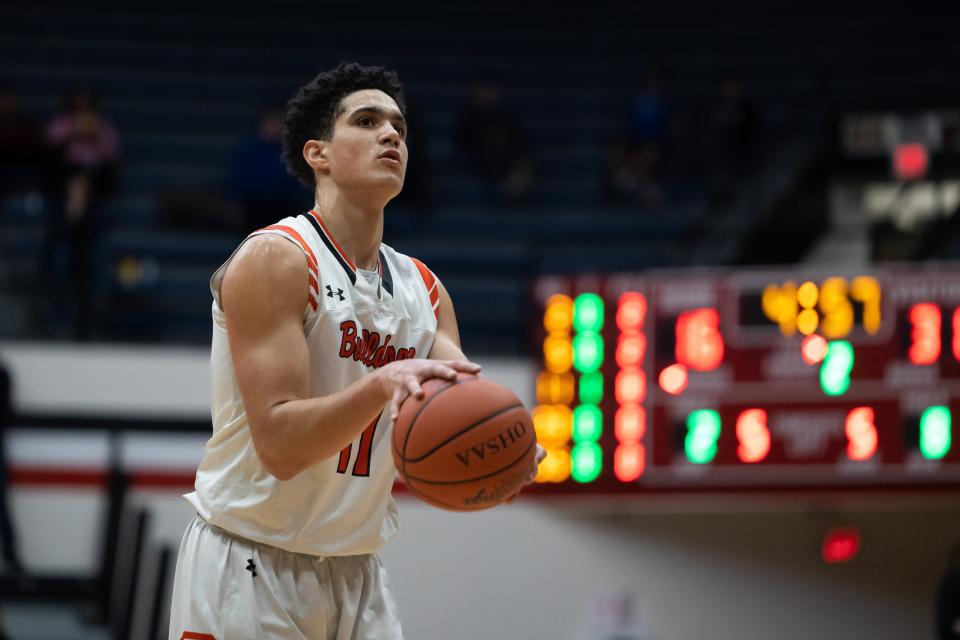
top-left (312, 193), bottom-right (383, 271)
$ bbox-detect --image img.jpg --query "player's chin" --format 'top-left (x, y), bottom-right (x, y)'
top-left (376, 174), bottom-right (406, 200)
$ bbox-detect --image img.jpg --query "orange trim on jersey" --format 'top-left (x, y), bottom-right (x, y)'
top-left (410, 257), bottom-right (440, 319)
top-left (257, 224), bottom-right (320, 274)
top-left (180, 633), bottom-right (216, 640)
top-left (252, 224), bottom-right (320, 313)
top-left (308, 209), bottom-right (357, 271)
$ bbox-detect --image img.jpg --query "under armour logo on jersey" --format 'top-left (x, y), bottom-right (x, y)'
top-left (245, 559), bottom-right (257, 577)
top-left (326, 285), bottom-right (345, 301)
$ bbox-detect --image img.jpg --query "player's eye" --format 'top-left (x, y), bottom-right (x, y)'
top-left (358, 116), bottom-right (374, 127)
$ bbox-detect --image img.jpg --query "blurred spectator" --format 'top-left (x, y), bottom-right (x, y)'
top-left (700, 73), bottom-right (758, 203)
top-left (455, 81), bottom-right (536, 206)
top-left (226, 108), bottom-right (305, 232)
top-left (603, 139), bottom-right (663, 208)
top-left (0, 87), bottom-right (48, 201)
top-left (626, 71), bottom-right (669, 146)
top-left (603, 73), bottom-right (671, 208)
top-left (42, 85), bottom-right (122, 339)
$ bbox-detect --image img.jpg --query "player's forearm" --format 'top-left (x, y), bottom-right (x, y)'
top-left (256, 371), bottom-right (390, 480)
top-left (428, 331), bottom-right (467, 361)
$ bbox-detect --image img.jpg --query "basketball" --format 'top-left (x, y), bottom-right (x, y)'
top-left (392, 373), bottom-right (537, 511)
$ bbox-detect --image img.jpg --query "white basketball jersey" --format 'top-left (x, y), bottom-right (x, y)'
top-left (184, 209), bottom-right (439, 557)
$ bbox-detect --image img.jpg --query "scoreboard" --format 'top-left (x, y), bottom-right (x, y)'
top-left (529, 267), bottom-right (960, 493)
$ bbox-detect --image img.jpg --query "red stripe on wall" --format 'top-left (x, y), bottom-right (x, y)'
top-left (7, 466), bottom-right (411, 493)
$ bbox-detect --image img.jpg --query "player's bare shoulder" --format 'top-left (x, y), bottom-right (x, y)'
top-left (220, 234), bottom-right (310, 319)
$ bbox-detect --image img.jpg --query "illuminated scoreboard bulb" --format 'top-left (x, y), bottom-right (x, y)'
top-left (537, 293), bottom-right (576, 485)
top-left (762, 282), bottom-right (798, 336)
top-left (571, 442), bottom-right (603, 483)
top-left (845, 407), bottom-right (878, 461)
top-left (615, 405), bottom-right (646, 443)
top-left (819, 277), bottom-right (854, 339)
top-left (614, 444), bottom-right (645, 482)
top-left (615, 333), bottom-right (646, 368)
top-left (615, 292), bottom-right (647, 483)
top-left (796, 281), bottom-right (820, 335)
top-left (801, 334), bottom-right (829, 365)
top-left (685, 409), bottom-right (721, 464)
top-left (536, 371), bottom-right (575, 405)
top-left (532, 405), bottom-right (573, 447)
top-left (543, 334), bottom-right (573, 373)
top-left (920, 406), bottom-right (951, 460)
top-left (796, 281), bottom-right (819, 309)
top-left (954, 308), bottom-right (960, 363)
top-left (909, 303), bottom-right (941, 366)
top-left (821, 340), bottom-right (854, 396)
top-left (658, 363), bottom-right (688, 395)
top-left (617, 292), bottom-right (647, 331)
top-left (572, 404), bottom-right (603, 443)
top-left (615, 369), bottom-right (646, 404)
top-left (851, 276), bottom-right (882, 335)
top-left (676, 308), bottom-right (724, 371)
top-left (578, 372), bottom-right (603, 405)
top-left (536, 446), bottom-right (571, 483)
top-left (736, 409), bottom-right (771, 463)
top-left (544, 294), bottom-right (574, 333)
top-left (572, 332), bottom-right (604, 373)
top-left (573, 293), bottom-right (605, 333)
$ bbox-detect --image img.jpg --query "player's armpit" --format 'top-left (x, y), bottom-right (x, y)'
top-left (429, 279), bottom-right (469, 361)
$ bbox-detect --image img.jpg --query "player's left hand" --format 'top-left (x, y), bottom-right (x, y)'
top-left (529, 443), bottom-right (546, 483)
top-left (505, 443), bottom-right (546, 504)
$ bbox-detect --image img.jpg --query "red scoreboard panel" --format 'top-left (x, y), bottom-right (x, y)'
top-left (529, 267), bottom-right (960, 494)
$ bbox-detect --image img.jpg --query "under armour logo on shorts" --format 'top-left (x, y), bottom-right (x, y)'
top-left (245, 558), bottom-right (257, 577)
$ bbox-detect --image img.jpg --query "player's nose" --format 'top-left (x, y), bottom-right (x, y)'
top-left (379, 124), bottom-right (401, 147)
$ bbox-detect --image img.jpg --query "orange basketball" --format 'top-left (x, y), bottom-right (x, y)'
top-left (392, 373), bottom-right (537, 511)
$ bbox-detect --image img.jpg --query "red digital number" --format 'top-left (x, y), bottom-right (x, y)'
top-left (845, 407), bottom-right (878, 461)
top-left (909, 303), bottom-right (941, 365)
top-left (676, 308), bottom-right (724, 371)
top-left (736, 409), bottom-right (770, 463)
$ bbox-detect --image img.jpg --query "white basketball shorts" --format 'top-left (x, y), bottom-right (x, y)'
top-left (168, 516), bottom-right (404, 640)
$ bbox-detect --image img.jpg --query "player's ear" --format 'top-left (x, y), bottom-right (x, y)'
top-left (303, 139), bottom-right (330, 174)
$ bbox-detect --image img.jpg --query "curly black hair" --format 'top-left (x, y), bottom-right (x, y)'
top-left (282, 61), bottom-right (406, 187)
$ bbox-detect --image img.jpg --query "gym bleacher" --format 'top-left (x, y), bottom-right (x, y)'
top-left (2, 1), bottom-right (959, 354)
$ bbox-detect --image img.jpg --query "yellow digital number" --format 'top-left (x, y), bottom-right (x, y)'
top-left (850, 276), bottom-right (882, 335)
top-left (762, 275), bottom-right (882, 337)
top-left (819, 277), bottom-right (854, 338)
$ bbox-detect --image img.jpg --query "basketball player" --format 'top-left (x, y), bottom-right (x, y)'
top-left (169, 62), bottom-right (544, 639)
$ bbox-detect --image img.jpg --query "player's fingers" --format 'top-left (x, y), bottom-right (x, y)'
top-left (421, 362), bottom-right (458, 381)
top-left (444, 360), bottom-right (482, 373)
top-left (405, 376), bottom-right (424, 399)
top-left (390, 387), bottom-right (407, 423)
top-left (535, 444), bottom-right (547, 465)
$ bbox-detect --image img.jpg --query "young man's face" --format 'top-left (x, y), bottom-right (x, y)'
top-left (324, 89), bottom-right (407, 199)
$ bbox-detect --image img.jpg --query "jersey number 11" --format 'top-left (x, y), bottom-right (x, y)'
top-left (336, 412), bottom-right (382, 477)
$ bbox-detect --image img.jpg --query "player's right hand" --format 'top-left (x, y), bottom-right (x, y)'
top-left (377, 359), bottom-right (481, 424)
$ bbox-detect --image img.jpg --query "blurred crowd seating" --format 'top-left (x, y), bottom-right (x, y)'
top-left (1, 1), bottom-right (959, 353)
